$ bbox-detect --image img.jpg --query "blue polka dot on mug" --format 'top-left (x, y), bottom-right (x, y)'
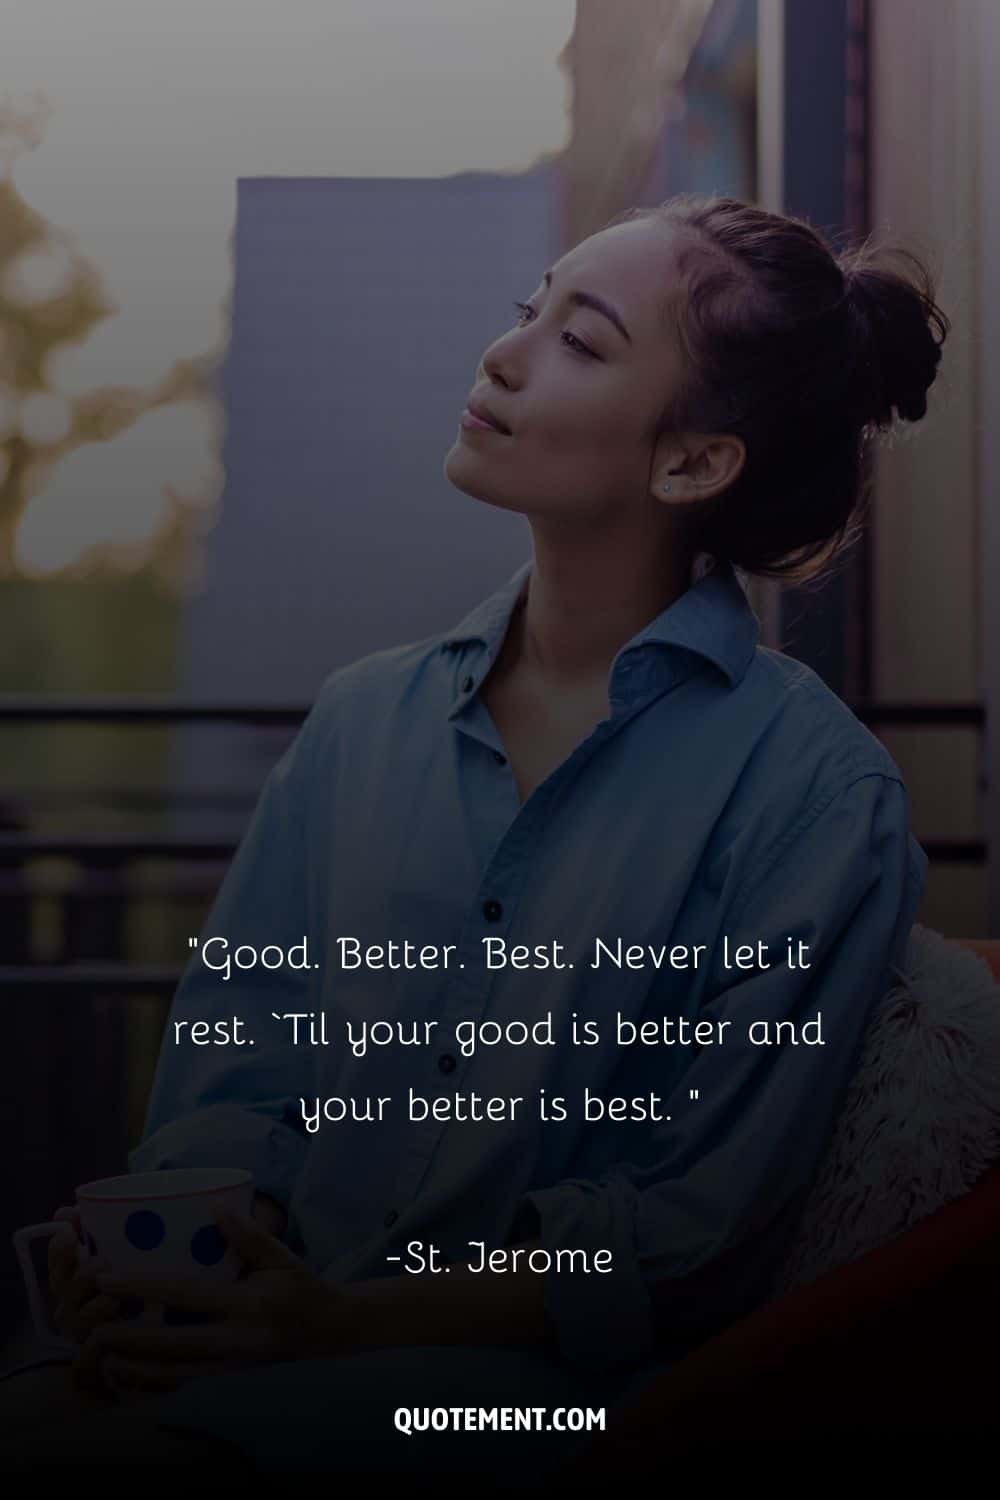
top-left (75, 1169), bottom-right (254, 1285)
top-left (190, 1224), bottom-right (227, 1266)
top-left (125, 1209), bottom-right (166, 1251)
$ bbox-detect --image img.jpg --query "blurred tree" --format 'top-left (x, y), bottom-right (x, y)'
top-left (0, 94), bottom-right (112, 567)
top-left (0, 94), bottom-right (214, 576)
top-left (558, 0), bottom-right (716, 248)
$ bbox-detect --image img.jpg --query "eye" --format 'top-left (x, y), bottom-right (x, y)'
top-left (512, 300), bottom-right (599, 358)
top-left (560, 330), bottom-right (596, 359)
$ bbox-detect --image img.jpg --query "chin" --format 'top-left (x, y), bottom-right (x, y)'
top-left (443, 444), bottom-right (524, 515)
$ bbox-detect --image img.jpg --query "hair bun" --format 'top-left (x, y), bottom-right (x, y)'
top-left (841, 250), bottom-right (949, 427)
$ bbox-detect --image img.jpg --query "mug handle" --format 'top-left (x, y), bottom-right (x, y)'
top-left (11, 1222), bottom-right (77, 1352)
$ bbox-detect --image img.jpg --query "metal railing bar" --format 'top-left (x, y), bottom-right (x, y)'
top-left (0, 835), bottom-right (234, 860)
top-left (0, 698), bottom-right (307, 724)
top-left (917, 839), bottom-right (986, 862)
top-left (4, 789), bottom-right (262, 810)
top-left (0, 964), bottom-right (184, 990)
top-left (0, 697), bottom-right (984, 728)
top-left (856, 703), bottom-right (985, 728)
top-left (0, 834), bottom-right (985, 864)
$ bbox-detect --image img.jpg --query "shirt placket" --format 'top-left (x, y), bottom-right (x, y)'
top-left (389, 660), bottom-right (672, 1209)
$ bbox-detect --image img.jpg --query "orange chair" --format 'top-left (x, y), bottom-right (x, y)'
top-left (567, 937), bottom-right (1000, 1465)
top-left (954, 938), bottom-right (1000, 980)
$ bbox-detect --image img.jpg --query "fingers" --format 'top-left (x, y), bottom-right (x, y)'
top-left (94, 1272), bottom-right (239, 1312)
top-left (55, 1255), bottom-right (110, 1314)
top-left (47, 1223), bottom-right (80, 1291)
top-left (85, 1322), bottom-right (246, 1361)
top-left (72, 1293), bottom-right (123, 1339)
top-left (216, 1209), bottom-right (301, 1271)
top-left (103, 1355), bottom-right (185, 1395)
top-left (75, 1321), bottom-right (261, 1392)
top-left (71, 1345), bottom-right (177, 1399)
top-left (100, 1355), bottom-right (242, 1395)
top-left (251, 1193), bottom-right (288, 1239)
top-left (51, 1254), bottom-right (114, 1341)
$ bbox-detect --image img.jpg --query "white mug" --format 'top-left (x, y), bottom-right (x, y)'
top-left (12, 1167), bottom-right (255, 1350)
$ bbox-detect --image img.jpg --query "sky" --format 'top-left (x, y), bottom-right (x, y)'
top-left (5, 1), bottom-right (575, 567)
top-left (8, 0), bottom-right (575, 387)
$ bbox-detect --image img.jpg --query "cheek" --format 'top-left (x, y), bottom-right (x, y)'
top-left (529, 370), bottom-right (650, 449)
top-left (443, 365), bottom-right (659, 512)
top-left (519, 386), bottom-right (651, 486)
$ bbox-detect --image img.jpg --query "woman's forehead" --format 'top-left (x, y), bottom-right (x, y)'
top-left (551, 218), bottom-right (687, 336)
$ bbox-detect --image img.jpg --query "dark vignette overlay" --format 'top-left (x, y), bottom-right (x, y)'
top-left (1, 1), bottom-right (997, 1478)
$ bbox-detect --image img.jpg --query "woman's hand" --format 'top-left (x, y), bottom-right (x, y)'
top-left (48, 1207), bottom-right (119, 1345)
top-left (74, 1209), bottom-right (361, 1396)
top-left (49, 1192), bottom-right (288, 1352)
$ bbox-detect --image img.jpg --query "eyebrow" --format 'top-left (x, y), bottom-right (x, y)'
top-left (543, 269), bottom-right (632, 344)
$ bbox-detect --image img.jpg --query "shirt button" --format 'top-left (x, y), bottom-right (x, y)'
top-left (384, 1209), bottom-right (399, 1228)
top-left (438, 1053), bottom-right (457, 1074)
top-left (461, 675), bottom-right (474, 692)
top-left (492, 750), bottom-right (506, 765)
top-left (482, 899), bottom-right (503, 922)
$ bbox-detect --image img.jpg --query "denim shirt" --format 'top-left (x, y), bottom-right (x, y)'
top-left (131, 558), bottom-right (926, 1372)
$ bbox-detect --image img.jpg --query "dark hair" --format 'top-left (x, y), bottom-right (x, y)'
top-left (608, 195), bottom-right (950, 580)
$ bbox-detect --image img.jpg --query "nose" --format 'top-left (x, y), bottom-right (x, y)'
top-left (480, 326), bottom-right (523, 392)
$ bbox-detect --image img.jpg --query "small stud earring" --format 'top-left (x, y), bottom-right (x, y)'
top-left (661, 481), bottom-right (672, 494)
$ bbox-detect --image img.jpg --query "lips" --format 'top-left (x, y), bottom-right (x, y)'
top-left (463, 395), bottom-right (511, 435)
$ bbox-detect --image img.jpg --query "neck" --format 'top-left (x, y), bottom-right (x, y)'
top-left (513, 517), bottom-right (695, 687)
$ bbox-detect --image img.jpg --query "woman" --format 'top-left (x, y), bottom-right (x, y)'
top-left (15, 195), bottom-right (946, 1469)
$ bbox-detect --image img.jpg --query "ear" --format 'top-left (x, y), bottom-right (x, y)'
top-left (650, 432), bottom-right (746, 505)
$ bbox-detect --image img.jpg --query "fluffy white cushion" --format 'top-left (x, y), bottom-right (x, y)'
top-left (774, 923), bottom-right (1000, 1292)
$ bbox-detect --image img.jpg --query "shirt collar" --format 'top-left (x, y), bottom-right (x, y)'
top-left (443, 555), bottom-right (760, 702)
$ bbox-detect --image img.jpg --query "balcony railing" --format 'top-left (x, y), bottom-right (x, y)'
top-left (0, 696), bottom-right (986, 993)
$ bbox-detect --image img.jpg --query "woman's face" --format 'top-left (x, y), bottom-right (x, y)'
top-left (444, 216), bottom-right (689, 523)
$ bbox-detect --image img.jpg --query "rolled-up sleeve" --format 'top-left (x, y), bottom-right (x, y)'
top-left (511, 772), bottom-right (926, 1371)
top-left (129, 694), bottom-right (331, 1212)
